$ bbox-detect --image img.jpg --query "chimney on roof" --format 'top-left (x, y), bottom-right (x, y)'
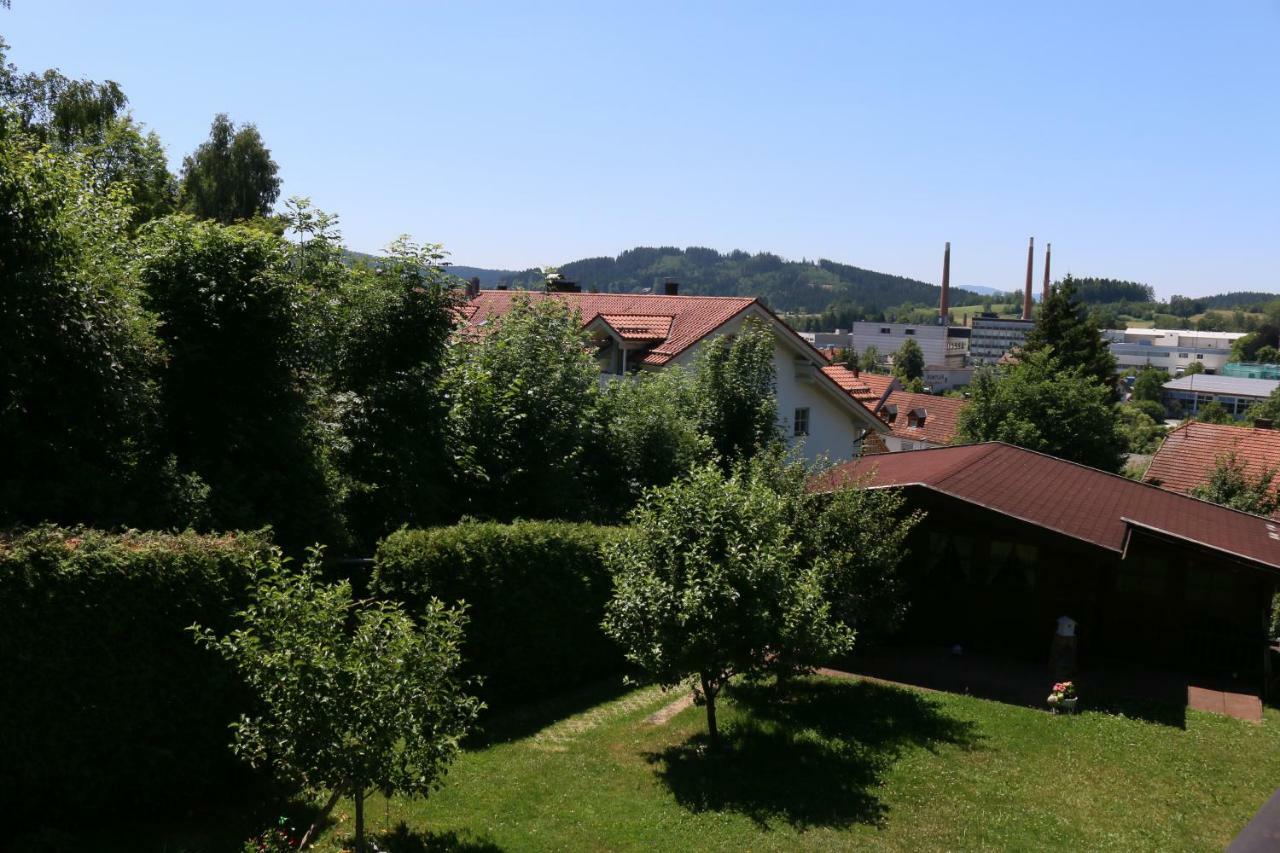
top-left (664, 278), bottom-right (680, 296)
top-left (1042, 243), bottom-right (1052, 303)
top-left (938, 241), bottom-right (951, 325)
top-left (496, 284), bottom-right (508, 291)
top-left (1255, 418), bottom-right (1274, 430)
top-left (851, 362), bottom-right (860, 377)
top-left (1022, 237), bottom-right (1034, 320)
top-left (466, 276), bottom-right (481, 300)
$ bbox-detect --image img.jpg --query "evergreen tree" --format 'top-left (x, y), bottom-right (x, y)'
top-left (1025, 274), bottom-right (1116, 386)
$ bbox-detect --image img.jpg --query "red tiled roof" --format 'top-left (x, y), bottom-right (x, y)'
top-left (817, 442), bottom-right (1280, 573)
top-left (1144, 422), bottom-right (1280, 503)
top-left (880, 390), bottom-right (967, 446)
top-left (820, 365), bottom-right (884, 404)
top-left (464, 291), bottom-right (755, 365)
top-left (598, 314), bottom-right (674, 341)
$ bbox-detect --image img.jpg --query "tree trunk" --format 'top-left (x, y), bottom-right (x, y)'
top-left (701, 673), bottom-right (719, 748)
top-left (354, 785), bottom-right (365, 853)
top-left (297, 786), bottom-right (344, 850)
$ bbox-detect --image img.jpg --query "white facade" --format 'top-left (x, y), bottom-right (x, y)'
top-left (1104, 328), bottom-right (1245, 376)
top-left (850, 321), bottom-right (966, 367)
top-left (669, 309), bottom-right (886, 465)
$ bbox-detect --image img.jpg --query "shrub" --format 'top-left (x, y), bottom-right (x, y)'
top-left (0, 525), bottom-right (273, 819)
top-left (372, 522), bottom-right (625, 706)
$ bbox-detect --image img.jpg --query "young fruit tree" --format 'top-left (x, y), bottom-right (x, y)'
top-left (192, 549), bottom-right (481, 853)
top-left (601, 462), bottom-right (855, 747)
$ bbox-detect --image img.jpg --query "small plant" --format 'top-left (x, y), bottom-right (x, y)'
top-left (243, 817), bottom-right (298, 853)
top-left (1047, 681), bottom-right (1078, 707)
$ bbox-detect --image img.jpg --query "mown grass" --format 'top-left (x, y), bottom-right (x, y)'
top-left (302, 675), bottom-right (1280, 852)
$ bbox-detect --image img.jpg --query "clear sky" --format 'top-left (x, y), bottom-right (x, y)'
top-left (4, 1), bottom-right (1278, 298)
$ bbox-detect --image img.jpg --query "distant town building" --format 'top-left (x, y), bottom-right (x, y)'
top-left (969, 315), bottom-right (1035, 365)
top-left (1104, 328), bottom-right (1244, 376)
top-left (850, 322), bottom-right (968, 369)
top-left (1162, 374), bottom-right (1279, 417)
top-left (798, 330), bottom-right (852, 350)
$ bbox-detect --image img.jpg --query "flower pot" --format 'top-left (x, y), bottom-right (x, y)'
top-left (1061, 697), bottom-right (1078, 713)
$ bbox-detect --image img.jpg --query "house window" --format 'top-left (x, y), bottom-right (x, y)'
top-left (793, 407), bottom-right (810, 437)
top-left (1178, 353), bottom-right (1189, 359)
top-left (1196, 353), bottom-right (1204, 360)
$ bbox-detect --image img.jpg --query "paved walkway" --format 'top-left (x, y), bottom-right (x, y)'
top-left (826, 646), bottom-right (1263, 723)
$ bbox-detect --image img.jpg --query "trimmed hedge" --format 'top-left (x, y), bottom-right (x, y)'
top-left (373, 521), bottom-right (625, 706)
top-left (0, 526), bottom-right (273, 818)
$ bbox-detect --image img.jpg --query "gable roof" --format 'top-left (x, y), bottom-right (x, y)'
top-left (464, 291), bottom-right (754, 366)
top-left (1144, 422), bottom-right (1280, 503)
top-left (820, 365), bottom-right (897, 405)
top-left (879, 390), bottom-right (967, 446)
top-left (816, 442), bottom-right (1280, 573)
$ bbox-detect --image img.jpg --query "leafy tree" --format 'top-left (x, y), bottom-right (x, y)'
top-left (0, 113), bottom-right (164, 527)
top-left (82, 116), bottom-right (176, 226)
top-left (193, 550), bottom-right (480, 853)
top-left (179, 113), bottom-right (281, 223)
top-left (334, 237), bottom-right (462, 544)
top-left (956, 350), bottom-right (1127, 472)
top-left (1025, 274), bottom-right (1116, 386)
top-left (589, 368), bottom-right (711, 513)
top-left (859, 345), bottom-right (881, 373)
top-left (1183, 360), bottom-right (1207, 375)
top-left (1253, 345), bottom-right (1279, 364)
top-left (601, 462), bottom-right (854, 747)
top-left (1128, 398), bottom-right (1167, 423)
top-left (445, 296), bottom-right (598, 520)
top-left (692, 317), bottom-right (781, 464)
top-left (1194, 400), bottom-right (1233, 425)
top-left (1191, 452), bottom-right (1278, 517)
top-left (1115, 404), bottom-right (1166, 454)
top-left (1131, 366), bottom-right (1167, 403)
top-left (135, 216), bottom-right (343, 549)
top-left (1245, 386), bottom-right (1280, 424)
top-left (893, 337), bottom-right (925, 382)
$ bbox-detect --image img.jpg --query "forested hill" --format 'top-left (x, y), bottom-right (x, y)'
top-left (492, 246), bottom-right (984, 314)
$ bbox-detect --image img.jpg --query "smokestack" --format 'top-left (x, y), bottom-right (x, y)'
top-left (1042, 243), bottom-right (1051, 303)
top-left (1022, 237), bottom-right (1034, 320)
top-left (938, 241), bottom-right (951, 324)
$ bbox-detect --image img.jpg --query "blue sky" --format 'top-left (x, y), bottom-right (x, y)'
top-left (4, 1), bottom-right (1278, 297)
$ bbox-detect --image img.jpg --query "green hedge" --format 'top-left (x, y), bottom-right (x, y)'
top-left (373, 521), bottom-right (625, 706)
top-left (0, 526), bottom-right (272, 818)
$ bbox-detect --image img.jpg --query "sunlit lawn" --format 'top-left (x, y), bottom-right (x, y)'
top-left (305, 675), bottom-right (1280, 852)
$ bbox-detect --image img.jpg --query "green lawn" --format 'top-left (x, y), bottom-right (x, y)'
top-left (298, 675), bottom-right (1280, 852)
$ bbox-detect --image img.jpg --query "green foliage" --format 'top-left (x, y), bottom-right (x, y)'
top-left (0, 526), bottom-right (272, 819)
top-left (692, 317), bottom-right (781, 464)
top-left (334, 237), bottom-right (462, 545)
top-left (1066, 277), bottom-right (1156, 303)
top-left (1194, 400), bottom-right (1234, 425)
top-left (1131, 366), bottom-right (1167, 403)
top-left (601, 461), bottom-right (859, 744)
top-left (1183, 360), bottom-right (1207, 375)
top-left (956, 351), bottom-right (1128, 472)
top-left (1244, 386), bottom-right (1280, 424)
top-left (372, 522), bottom-right (626, 706)
top-left (1115, 403), bottom-right (1166, 454)
top-left (893, 337), bottom-right (925, 382)
top-left (136, 215), bottom-right (344, 549)
top-left (1025, 275), bottom-right (1116, 387)
top-left (590, 368), bottom-right (712, 510)
top-left (195, 549), bottom-right (481, 853)
top-left (444, 296), bottom-right (599, 520)
top-left (1128, 397), bottom-right (1167, 424)
top-left (860, 345), bottom-right (882, 373)
top-left (1191, 452), bottom-right (1278, 517)
top-left (179, 113), bottom-right (281, 223)
top-left (0, 116), bottom-right (166, 528)
top-left (0, 40), bottom-right (126, 146)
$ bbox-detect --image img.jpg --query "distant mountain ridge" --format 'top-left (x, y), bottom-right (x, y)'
top-left (488, 246), bottom-right (983, 315)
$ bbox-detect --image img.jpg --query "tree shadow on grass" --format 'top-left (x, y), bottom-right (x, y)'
top-left (646, 677), bottom-right (982, 831)
top-left (468, 674), bottom-right (636, 747)
top-left (376, 822), bottom-right (504, 852)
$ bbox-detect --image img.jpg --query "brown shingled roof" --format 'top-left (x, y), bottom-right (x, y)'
top-left (817, 442), bottom-right (1280, 573)
top-left (880, 390), bottom-right (967, 446)
top-left (1144, 422), bottom-right (1280, 505)
top-left (464, 291), bottom-right (756, 366)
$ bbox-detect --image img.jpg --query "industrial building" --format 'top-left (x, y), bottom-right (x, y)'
top-left (1105, 328), bottom-right (1245, 376)
top-left (1162, 373), bottom-right (1279, 417)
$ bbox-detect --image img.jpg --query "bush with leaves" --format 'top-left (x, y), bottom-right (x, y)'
top-left (1194, 400), bottom-right (1234, 425)
top-left (1191, 452), bottom-right (1279, 517)
top-left (692, 317), bottom-right (781, 464)
top-left (194, 549), bottom-right (481, 853)
top-left (893, 337), bottom-right (925, 382)
top-left (1115, 403), bottom-right (1167, 454)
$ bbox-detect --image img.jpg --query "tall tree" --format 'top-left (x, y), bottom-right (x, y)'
top-left (956, 350), bottom-right (1127, 472)
top-left (193, 550), bottom-right (481, 853)
top-left (893, 337), bottom-right (925, 382)
top-left (692, 318), bottom-right (781, 464)
top-left (179, 113), bottom-right (280, 223)
top-left (1025, 274), bottom-right (1116, 386)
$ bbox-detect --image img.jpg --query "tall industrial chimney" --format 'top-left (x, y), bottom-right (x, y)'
top-left (938, 241), bottom-right (951, 324)
top-left (1042, 242), bottom-right (1052, 303)
top-left (1022, 237), bottom-right (1034, 320)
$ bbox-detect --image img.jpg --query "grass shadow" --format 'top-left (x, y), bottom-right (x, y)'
top-left (377, 822), bottom-right (504, 852)
top-left (646, 677), bottom-right (981, 831)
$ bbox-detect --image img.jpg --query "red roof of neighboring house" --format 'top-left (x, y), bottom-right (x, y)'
top-left (464, 291), bottom-right (755, 365)
top-left (820, 365), bottom-right (888, 405)
top-left (816, 442), bottom-right (1280, 573)
top-left (1144, 422), bottom-right (1280, 502)
top-left (598, 314), bottom-right (674, 341)
top-left (880, 390), bottom-right (967, 446)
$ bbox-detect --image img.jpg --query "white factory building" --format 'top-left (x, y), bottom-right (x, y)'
top-left (1104, 328), bottom-right (1245, 376)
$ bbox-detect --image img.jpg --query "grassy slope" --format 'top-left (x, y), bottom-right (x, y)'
top-left (315, 676), bottom-right (1280, 852)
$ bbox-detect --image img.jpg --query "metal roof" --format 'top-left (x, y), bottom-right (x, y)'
top-left (1163, 374), bottom-right (1280, 398)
